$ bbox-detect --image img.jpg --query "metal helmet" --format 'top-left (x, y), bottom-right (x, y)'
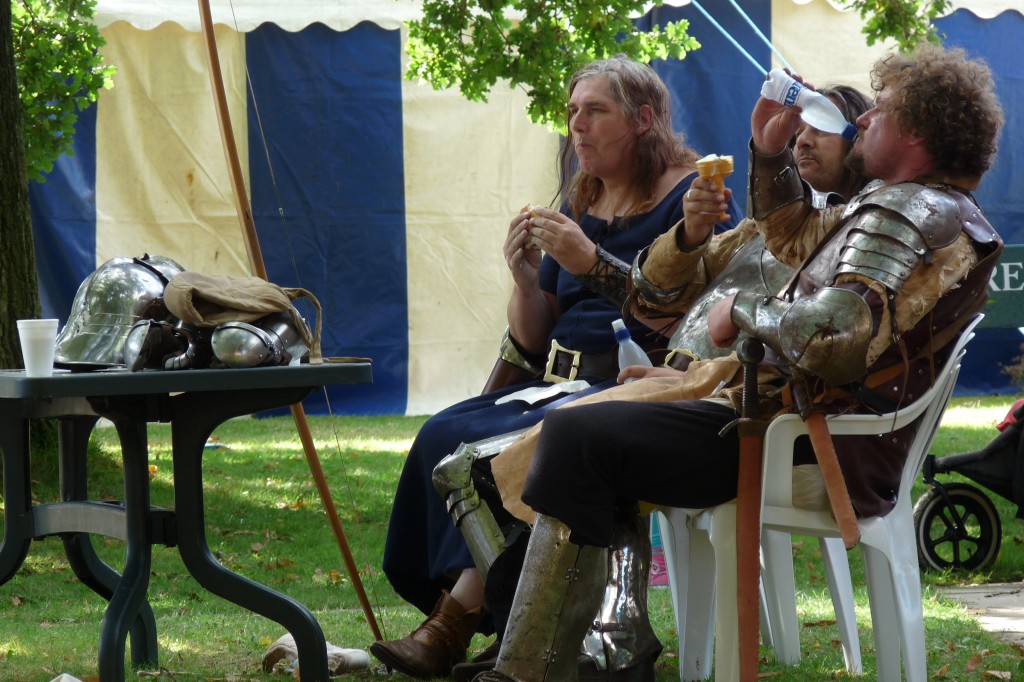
top-left (54, 254), bottom-right (186, 367)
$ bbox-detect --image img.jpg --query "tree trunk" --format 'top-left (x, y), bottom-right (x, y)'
top-left (1, 0), bottom-right (42, 370)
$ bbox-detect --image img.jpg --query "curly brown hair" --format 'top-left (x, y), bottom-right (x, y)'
top-left (871, 44), bottom-right (1003, 178)
top-left (558, 55), bottom-right (699, 221)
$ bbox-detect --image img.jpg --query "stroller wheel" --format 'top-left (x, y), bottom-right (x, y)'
top-left (913, 483), bottom-right (1001, 572)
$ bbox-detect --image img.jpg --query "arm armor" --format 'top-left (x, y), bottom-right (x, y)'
top-left (731, 287), bottom-right (874, 386)
top-left (732, 182), bottom-right (964, 386)
top-left (432, 430), bottom-right (528, 581)
top-left (629, 245), bottom-right (690, 306)
top-left (573, 244), bottom-right (630, 307)
top-left (748, 143), bottom-right (804, 220)
top-left (497, 327), bottom-right (546, 376)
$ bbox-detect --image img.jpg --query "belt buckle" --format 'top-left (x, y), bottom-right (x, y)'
top-left (543, 339), bottom-right (581, 384)
top-left (665, 348), bottom-right (699, 371)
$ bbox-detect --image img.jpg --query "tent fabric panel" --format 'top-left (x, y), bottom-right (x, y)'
top-left (640, 0), bottom-right (772, 202)
top-left (29, 102), bottom-right (98, 325)
top-left (95, 22), bottom-right (251, 279)
top-left (936, 8), bottom-right (1024, 395)
top-left (782, 0), bottom-right (1020, 19)
top-left (401, 41), bottom-right (561, 415)
top-left (92, 0), bottom-right (1021, 35)
top-left (244, 23), bottom-right (409, 415)
top-left (937, 9), bottom-right (1024, 246)
top-left (772, 0), bottom-right (892, 94)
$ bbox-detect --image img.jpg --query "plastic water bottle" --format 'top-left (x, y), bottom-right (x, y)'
top-left (760, 68), bottom-right (857, 142)
top-left (612, 318), bottom-right (652, 382)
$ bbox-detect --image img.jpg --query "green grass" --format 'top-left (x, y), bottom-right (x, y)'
top-left (2, 398), bottom-right (1024, 680)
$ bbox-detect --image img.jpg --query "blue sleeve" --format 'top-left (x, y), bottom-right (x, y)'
top-left (540, 254), bottom-right (559, 295)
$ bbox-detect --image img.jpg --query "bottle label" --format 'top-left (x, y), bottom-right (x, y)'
top-left (783, 81), bottom-right (801, 107)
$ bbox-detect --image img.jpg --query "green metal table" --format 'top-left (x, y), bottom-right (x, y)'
top-left (0, 362), bottom-right (372, 681)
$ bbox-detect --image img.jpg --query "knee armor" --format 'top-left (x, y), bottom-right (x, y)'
top-left (433, 430), bottom-right (528, 580)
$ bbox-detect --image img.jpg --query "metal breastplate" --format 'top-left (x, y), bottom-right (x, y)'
top-left (668, 235), bottom-right (795, 359)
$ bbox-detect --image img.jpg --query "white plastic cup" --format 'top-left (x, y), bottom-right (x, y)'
top-left (17, 318), bottom-right (59, 377)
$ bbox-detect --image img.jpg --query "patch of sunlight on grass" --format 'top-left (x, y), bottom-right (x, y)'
top-left (0, 639), bottom-right (27, 656)
top-left (942, 402), bottom-right (1014, 428)
top-left (209, 439), bottom-right (307, 454)
top-left (327, 436), bottom-right (416, 452)
top-left (202, 437), bottom-right (415, 454)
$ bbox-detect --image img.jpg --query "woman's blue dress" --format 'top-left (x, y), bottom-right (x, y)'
top-left (381, 173), bottom-right (741, 620)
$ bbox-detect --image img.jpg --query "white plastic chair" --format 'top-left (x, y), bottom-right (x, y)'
top-left (658, 313), bottom-right (980, 682)
top-left (656, 493), bottom-right (860, 680)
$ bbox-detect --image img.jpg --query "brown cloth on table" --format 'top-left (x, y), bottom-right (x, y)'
top-left (163, 272), bottom-right (323, 363)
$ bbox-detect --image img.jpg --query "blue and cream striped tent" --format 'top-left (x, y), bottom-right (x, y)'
top-left (29, 0), bottom-right (1023, 415)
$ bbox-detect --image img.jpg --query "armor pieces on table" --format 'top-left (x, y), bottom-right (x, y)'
top-left (123, 319), bottom-right (211, 371)
top-left (54, 254), bottom-right (186, 368)
top-left (211, 311), bottom-right (309, 368)
top-left (122, 311), bottom-right (308, 371)
top-left (56, 254), bottom-right (313, 372)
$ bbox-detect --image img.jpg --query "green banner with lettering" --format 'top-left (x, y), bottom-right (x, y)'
top-left (981, 244), bottom-right (1024, 329)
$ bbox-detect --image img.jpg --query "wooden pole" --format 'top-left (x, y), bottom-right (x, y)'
top-left (196, 0), bottom-right (382, 642)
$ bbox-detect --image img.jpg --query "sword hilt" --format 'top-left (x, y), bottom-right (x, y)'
top-left (737, 337), bottom-right (765, 420)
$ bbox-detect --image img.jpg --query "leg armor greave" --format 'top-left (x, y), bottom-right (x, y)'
top-left (433, 430), bottom-right (529, 582)
top-left (581, 508), bottom-right (663, 674)
top-left (494, 514), bottom-right (608, 681)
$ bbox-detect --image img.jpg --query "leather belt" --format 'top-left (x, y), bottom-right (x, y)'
top-left (543, 339), bottom-right (620, 383)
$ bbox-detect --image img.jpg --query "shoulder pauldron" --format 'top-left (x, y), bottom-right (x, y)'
top-left (836, 183), bottom-right (964, 292)
top-left (843, 183), bottom-right (962, 249)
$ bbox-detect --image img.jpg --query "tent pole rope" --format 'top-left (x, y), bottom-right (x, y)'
top-left (689, 0), bottom-right (766, 75)
top-left (723, 0), bottom-right (793, 70)
top-left (196, 0), bottom-right (383, 643)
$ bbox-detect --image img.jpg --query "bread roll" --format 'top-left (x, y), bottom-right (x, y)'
top-left (521, 203), bottom-right (541, 249)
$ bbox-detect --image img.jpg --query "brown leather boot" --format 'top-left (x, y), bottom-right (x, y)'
top-left (370, 590), bottom-right (485, 679)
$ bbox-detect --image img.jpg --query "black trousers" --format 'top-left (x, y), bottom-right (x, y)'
top-left (522, 399), bottom-right (741, 548)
